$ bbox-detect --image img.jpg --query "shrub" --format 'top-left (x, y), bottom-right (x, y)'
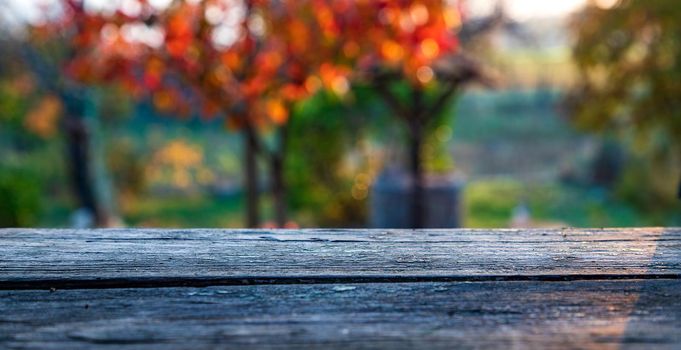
top-left (0, 166), bottom-right (42, 227)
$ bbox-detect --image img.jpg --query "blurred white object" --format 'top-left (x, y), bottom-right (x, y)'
top-left (510, 202), bottom-right (531, 228)
top-left (70, 208), bottom-right (95, 229)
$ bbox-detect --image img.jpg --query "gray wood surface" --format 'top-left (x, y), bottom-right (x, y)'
top-left (1, 228), bottom-right (680, 349)
top-left (1, 228), bottom-right (680, 289)
top-left (2, 280), bottom-right (680, 349)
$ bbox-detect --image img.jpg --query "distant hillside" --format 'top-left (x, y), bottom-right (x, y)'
top-left (487, 17), bottom-right (576, 88)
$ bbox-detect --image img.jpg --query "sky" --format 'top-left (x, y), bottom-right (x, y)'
top-left (468, 0), bottom-right (588, 21)
top-left (5, 0), bottom-right (590, 24)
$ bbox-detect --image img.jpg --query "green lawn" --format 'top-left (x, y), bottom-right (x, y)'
top-left (121, 195), bottom-right (244, 228)
top-left (463, 178), bottom-right (665, 228)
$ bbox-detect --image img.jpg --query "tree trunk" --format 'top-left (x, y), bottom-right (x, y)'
top-left (63, 91), bottom-right (119, 228)
top-left (63, 113), bottom-right (110, 227)
top-left (408, 118), bottom-right (425, 229)
top-left (270, 125), bottom-right (289, 228)
top-left (243, 125), bottom-right (261, 228)
top-left (271, 155), bottom-right (286, 227)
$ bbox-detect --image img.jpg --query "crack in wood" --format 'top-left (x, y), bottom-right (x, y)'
top-left (3, 273), bottom-right (680, 291)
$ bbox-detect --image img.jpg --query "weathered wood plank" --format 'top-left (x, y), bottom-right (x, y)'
top-left (1, 280), bottom-right (679, 349)
top-left (1, 228), bottom-right (680, 289)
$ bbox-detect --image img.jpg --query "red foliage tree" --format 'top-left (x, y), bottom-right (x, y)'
top-left (44, 0), bottom-right (492, 228)
top-left (49, 0), bottom-right (337, 227)
top-left (311, 0), bottom-right (489, 227)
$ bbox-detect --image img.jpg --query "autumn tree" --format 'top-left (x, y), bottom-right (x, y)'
top-left (43, 0), bottom-right (497, 228)
top-left (60, 0), bottom-right (337, 227)
top-left (570, 0), bottom-right (681, 205)
top-left (142, 0), bottom-right (497, 228)
top-left (162, 0), bottom-right (344, 227)
top-left (311, 0), bottom-right (495, 228)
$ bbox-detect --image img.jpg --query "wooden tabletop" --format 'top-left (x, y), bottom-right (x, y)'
top-left (1, 228), bottom-right (680, 349)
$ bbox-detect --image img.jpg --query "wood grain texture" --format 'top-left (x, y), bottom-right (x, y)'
top-left (2, 228), bottom-right (681, 349)
top-left (1, 228), bottom-right (680, 289)
top-left (2, 280), bottom-right (680, 349)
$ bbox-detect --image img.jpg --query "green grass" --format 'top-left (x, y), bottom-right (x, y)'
top-left (34, 179), bottom-right (674, 229)
top-left (38, 197), bottom-right (74, 228)
top-left (463, 178), bottom-right (658, 228)
top-left (121, 195), bottom-right (244, 228)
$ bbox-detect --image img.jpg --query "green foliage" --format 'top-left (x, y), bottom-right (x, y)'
top-left (0, 83), bottom-right (26, 125)
top-left (572, 1), bottom-right (681, 134)
top-left (0, 79), bottom-right (44, 147)
top-left (464, 179), bottom-right (525, 228)
top-left (0, 165), bottom-right (42, 227)
top-left (424, 92), bottom-right (458, 174)
top-left (287, 92), bottom-right (368, 227)
top-left (122, 195), bottom-right (242, 228)
top-left (570, 0), bottom-right (681, 205)
top-left (616, 154), bottom-right (681, 212)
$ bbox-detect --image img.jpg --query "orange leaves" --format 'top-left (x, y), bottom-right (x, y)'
top-left (239, 77), bottom-right (263, 100)
top-left (343, 41), bottom-right (360, 59)
top-left (266, 98), bottom-right (289, 125)
top-left (314, 0), bottom-right (461, 84)
top-left (64, 56), bottom-right (96, 83)
top-left (201, 99), bottom-right (222, 118)
top-left (152, 89), bottom-right (176, 113)
top-left (420, 38), bottom-right (440, 59)
top-left (47, 0), bottom-right (464, 132)
top-left (256, 51), bottom-right (284, 76)
top-left (167, 0), bottom-right (464, 125)
top-left (281, 83), bottom-right (309, 101)
top-left (220, 52), bottom-right (242, 71)
top-left (319, 63), bottom-right (351, 96)
top-left (381, 40), bottom-right (405, 63)
top-left (315, 4), bottom-right (340, 40)
top-left (143, 57), bottom-right (165, 89)
top-left (152, 87), bottom-right (191, 117)
top-left (165, 4), bottom-right (199, 59)
top-left (304, 76), bottom-right (323, 94)
top-left (30, 0), bottom-right (159, 97)
top-left (443, 6), bottom-right (462, 29)
top-left (24, 96), bottom-right (62, 138)
top-left (287, 19), bottom-right (311, 55)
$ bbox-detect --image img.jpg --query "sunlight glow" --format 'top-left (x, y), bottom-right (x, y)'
top-left (595, 0), bottom-right (620, 9)
top-left (468, 0), bottom-right (588, 21)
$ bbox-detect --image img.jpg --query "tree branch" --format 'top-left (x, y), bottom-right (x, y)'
top-left (373, 79), bottom-right (411, 122)
top-left (458, 2), bottom-right (506, 44)
top-left (425, 81), bottom-right (460, 124)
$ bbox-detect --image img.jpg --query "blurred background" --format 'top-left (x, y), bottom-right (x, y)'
top-left (0, 0), bottom-right (679, 229)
